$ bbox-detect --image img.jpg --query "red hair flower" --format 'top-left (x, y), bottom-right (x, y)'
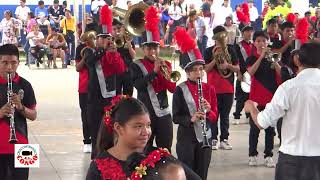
top-left (130, 148), bottom-right (171, 180)
top-left (103, 95), bottom-right (130, 134)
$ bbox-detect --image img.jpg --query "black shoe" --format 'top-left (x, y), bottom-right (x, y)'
top-left (36, 62), bottom-right (40, 67)
top-left (233, 112), bottom-right (241, 119)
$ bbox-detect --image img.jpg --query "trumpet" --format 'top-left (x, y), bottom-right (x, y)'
top-left (197, 77), bottom-right (210, 149)
top-left (263, 47), bottom-right (281, 63)
top-left (153, 55), bottom-right (181, 82)
top-left (7, 73), bottom-right (18, 144)
top-left (80, 31), bottom-right (97, 58)
top-left (113, 34), bottom-right (125, 48)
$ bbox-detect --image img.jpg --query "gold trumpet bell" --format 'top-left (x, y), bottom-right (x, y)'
top-left (170, 71), bottom-right (181, 82)
top-left (111, 2), bottom-right (149, 36)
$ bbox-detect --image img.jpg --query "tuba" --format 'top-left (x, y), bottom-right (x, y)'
top-left (111, 2), bottom-right (149, 36)
top-left (80, 31), bottom-right (97, 57)
top-left (213, 31), bottom-right (233, 78)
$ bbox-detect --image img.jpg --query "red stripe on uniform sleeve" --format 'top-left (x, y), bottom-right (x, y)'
top-left (26, 104), bottom-right (37, 110)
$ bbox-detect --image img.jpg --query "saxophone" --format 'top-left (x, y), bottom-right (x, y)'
top-left (197, 78), bottom-right (210, 149)
top-left (213, 31), bottom-right (233, 78)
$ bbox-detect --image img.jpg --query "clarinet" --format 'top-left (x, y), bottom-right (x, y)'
top-left (7, 73), bottom-right (18, 144)
top-left (197, 78), bottom-right (210, 149)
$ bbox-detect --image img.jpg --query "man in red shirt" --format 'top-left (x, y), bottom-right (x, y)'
top-left (246, 31), bottom-right (281, 168)
top-left (204, 26), bottom-right (240, 150)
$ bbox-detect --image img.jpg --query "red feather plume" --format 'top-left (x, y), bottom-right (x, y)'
top-left (286, 13), bottom-right (296, 24)
top-left (173, 27), bottom-right (196, 53)
top-left (242, 3), bottom-right (250, 21)
top-left (237, 11), bottom-right (246, 23)
top-left (100, 5), bottom-right (112, 33)
top-left (295, 18), bottom-right (309, 44)
top-left (237, 3), bottom-right (250, 24)
top-left (145, 6), bottom-right (160, 41)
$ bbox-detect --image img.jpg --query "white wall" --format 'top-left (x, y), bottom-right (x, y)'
top-left (290, 0), bottom-right (309, 17)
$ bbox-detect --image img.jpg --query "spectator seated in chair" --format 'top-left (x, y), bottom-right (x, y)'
top-left (26, 24), bottom-right (51, 67)
top-left (46, 26), bottom-right (67, 68)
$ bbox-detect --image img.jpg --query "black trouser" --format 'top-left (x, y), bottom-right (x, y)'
top-left (79, 93), bottom-right (91, 144)
top-left (276, 152), bottom-right (320, 180)
top-left (65, 33), bottom-right (75, 64)
top-left (146, 114), bottom-right (173, 152)
top-left (116, 71), bottom-right (133, 96)
top-left (0, 154), bottom-right (29, 180)
top-left (210, 93), bottom-right (234, 141)
top-left (234, 80), bottom-right (249, 118)
top-left (249, 106), bottom-right (275, 158)
top-left (87, 104), bottom-right (104, 159)
top-left (277, 118), bottom-right (283, 145)
top-left (176, 139), bottom-right (212, 180)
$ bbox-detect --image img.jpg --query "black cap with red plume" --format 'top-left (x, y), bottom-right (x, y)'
top-left (174, 27), bottom-right (204, 70)
top-left (142, 6), bottom-right (160, 46)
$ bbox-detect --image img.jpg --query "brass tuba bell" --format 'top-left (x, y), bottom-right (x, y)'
top-left (111, 2), bottom-right (149, 36)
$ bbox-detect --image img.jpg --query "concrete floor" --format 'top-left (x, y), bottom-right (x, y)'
top-left (18, 62), bottom-right (279, 180)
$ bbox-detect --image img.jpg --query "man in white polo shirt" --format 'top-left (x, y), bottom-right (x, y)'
top-left (15, 0), bottom-right (30, 45)
top-left (245, 42), bottom-right (320, 180)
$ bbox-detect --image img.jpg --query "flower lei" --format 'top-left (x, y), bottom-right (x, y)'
top-left (103, 95), bottom-right (129, 134)
top-left (130, 148), bottom-right (171, 180)
top-left (95, 157), bottom-right (127, 180)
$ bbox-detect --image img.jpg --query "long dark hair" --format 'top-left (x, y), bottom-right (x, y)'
top-left (127, 152), bottom-right (183, 180)
top-left (96, 97), bottom-right (149, 154)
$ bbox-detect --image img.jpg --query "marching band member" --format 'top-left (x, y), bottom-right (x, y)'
top-left (86, 96), bottom-right (152, 179)
top-left (86, 96), bottom-right (201, 180)
top-left (269, 21), bottom-right (295, 144)
top-left (112, 19), bottom-right (136, 96)
top-left (266, 18), bottom-right (281, 44)
top-left (172, 27), bottom-right (217, 180)
top-left (271, 21), bottom-right (295, 66)
top-left (130, 6), bottom-right (176, 152)
top-left (75, 28), bottom-right (97, 154)
top-left (84, 27), bottom-right (126, 159)
top-left (246, 31), bottom-right (281, 168)
top-left (204, 25), bottom-right (239, 150)
top-left (0, 44), bottom-right (37, 180)
top-left (233, 25), bottom-right (254, 124)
